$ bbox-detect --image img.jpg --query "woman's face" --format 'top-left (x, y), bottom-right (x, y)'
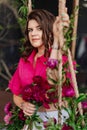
top-left (28, 19), bottom-right (44, 48)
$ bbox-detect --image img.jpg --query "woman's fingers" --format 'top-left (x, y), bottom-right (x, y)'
top-left (65, 7), bottom-right (68, 13)
top-left (53, 17), bottom-right (60, 34)
top-left (53, 11), bottom-right (70, 41)
top-left (61, 8), bottom-right (70, 27)
top-left (22, 102), bottom-right (36, 116)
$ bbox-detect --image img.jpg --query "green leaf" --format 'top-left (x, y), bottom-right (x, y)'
top-left (47, 88), bottom-right (56, 93)
top-left (34, 121), bottom-right (42, 129)
top-left (48, 77), bottom-right (58, 84)
top-left (18, 5), bottom-right (28, 18)
top-left (76, 94), bottom-right (87, 103)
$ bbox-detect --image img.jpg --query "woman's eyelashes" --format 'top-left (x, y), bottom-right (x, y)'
top-left (37, 26), bottom-right (42, 31)
top-left (28, 28), bottom-right (33, 33)
top-left (28, 26), bottom-right (42, 33)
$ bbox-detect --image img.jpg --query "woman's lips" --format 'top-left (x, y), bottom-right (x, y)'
top-left (32, 38), bottom-right (40, 41)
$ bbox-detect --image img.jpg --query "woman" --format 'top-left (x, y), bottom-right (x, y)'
top-left (9, 9), bottom-right (73, 129)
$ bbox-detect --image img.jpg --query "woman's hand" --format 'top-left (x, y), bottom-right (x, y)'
top-left (22, 102), bottom-right (36, 116)
top-left (53, 7), bottom-right (70, 43)
top-left (13, 95), bottom-right (36, 116)
top-left (61, 8), bottom-right (70, 28)
top-left (53, 16), bottom-right (60, 43)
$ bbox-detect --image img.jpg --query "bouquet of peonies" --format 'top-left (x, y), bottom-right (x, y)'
top-left (0, 75), bottom-right (58, 130)
top-left (21, 75), bottom-right (56, 109)
top-left (21, 75), bottom-right (58, 130)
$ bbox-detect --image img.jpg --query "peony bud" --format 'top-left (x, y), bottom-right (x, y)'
top-left (4, 102), bottom-right (12, 114)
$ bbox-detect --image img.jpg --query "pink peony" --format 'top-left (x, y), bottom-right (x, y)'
top-left (73, 61), bottom-right (77, 70)
top-left (82, 101), bottom-right (87, 109)
top-left (43, 121), bottom-right (48, 128)
top-left (62, 55), bottom-right (68, 65)
top-left (62, 85), bottom-right (75, 97)
top-left (4, 112), bottom-right (12, 125)
top-left (4, 102), bottom-right (12, 114)
top-left (66, 72), bottom-right (72, 80)
top-left (62, 124), bottom-right (73, 130)
top-left (18, 109), bottom-right (26, 121)
top-left (82, 101), bottom-right (87, 113)
top-left (33, 76), bottom-right (42, 84)
top-left (46, 58), bottom-right (58, 69)
top-left (22, 84), bottom-right (33, 101)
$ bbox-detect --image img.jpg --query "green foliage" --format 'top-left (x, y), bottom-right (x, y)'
top-left (9, 0), bottom-right (35, 31)
top-left (0, 106), bottom-right (25, 130)
top-left (63, 94), bottom-right (87, 130)
top-left (14, 0), bottom-right (28, 31)
top-left (0, 104), bottom-right (43, 130)
top-left (25, 113), bottom-right (43, 130)
top-left (43, 94), bottom-right (87, 130)
top-left (63, 14), bottom-right (75, 52)
top-left (63, 7), bottom-right (79, 53)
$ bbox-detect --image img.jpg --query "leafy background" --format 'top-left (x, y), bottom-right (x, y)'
top-left (0, 0), bottom-right (87, 123)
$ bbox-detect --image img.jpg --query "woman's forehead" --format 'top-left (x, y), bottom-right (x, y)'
top-left (28, 19), bottom-right (39, 28)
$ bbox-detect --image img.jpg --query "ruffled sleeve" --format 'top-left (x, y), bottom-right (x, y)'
top-left (8, 60), bottom-right (22, 95)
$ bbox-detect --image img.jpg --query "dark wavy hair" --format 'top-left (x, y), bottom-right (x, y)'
top-left (22, 9), bottom-right (56, 59)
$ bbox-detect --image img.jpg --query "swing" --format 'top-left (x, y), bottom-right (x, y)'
top-left (23, 0), bottom-right (84, 129)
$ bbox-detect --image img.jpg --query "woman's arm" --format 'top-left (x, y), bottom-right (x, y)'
top-left (13, 94), bottom-right (36, 116)
top-left (47, 9), bottom-right (69, 85)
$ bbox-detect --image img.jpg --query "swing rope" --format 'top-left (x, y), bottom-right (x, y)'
top-left (27, 0), bottom-right (84, 126)
top-left (28, 0), bottom-right (32, 14)
top-left (71, 0), bottom-right (80, 59)
top-left (57, 0), bottom-right (66, 124)
top-left (58, 0), bottom-right (84, 125)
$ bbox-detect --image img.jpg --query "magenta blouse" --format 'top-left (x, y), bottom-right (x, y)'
top-left (9, 50), bottom-right (48, 95)
top-left (9, 50), bottom-right (76, 97)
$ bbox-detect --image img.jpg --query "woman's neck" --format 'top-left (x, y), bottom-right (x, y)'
top-left (33, 45), bottom-right (45, 67)
top-left (37, 45), bottom-right (45, 57)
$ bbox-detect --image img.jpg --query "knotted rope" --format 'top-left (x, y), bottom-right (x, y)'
top-left (58, 0), bottom-right (84, 125)
top-left (57, 0), bottom-right (66, 124)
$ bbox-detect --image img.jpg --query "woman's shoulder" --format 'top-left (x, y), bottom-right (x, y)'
top-left (17, 57), bottom-right (27, 68)
top-left (18, 57), bottom-right (25, 63)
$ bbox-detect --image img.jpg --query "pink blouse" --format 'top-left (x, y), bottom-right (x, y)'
top-left (9, 50), bottom-right (76, 97)
top-left (9, 50), bottom-right (48, 95)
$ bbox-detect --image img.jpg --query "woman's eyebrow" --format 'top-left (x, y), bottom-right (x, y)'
top-left (28, 25), bottom-right (41, 29)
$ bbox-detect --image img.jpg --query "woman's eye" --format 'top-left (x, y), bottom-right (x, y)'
top-left (28, 29), bottom-right (32, 33)
top-left (37, 27), bottom-right (42, 31)
top-left (27, 27), bottom-right (42, 33)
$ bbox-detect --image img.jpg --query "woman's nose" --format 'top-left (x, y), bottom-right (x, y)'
top-left (31, 29), bottom-right (37, 35)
